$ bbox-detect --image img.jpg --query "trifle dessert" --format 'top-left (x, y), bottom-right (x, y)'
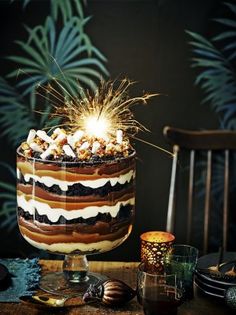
top-left (17, 127), bottom-right (136, 255)
top-left (16, 79), bottom-right (155, 292)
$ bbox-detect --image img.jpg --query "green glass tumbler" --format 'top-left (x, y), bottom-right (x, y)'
top-left (164, 244), bottom-right (198, 300)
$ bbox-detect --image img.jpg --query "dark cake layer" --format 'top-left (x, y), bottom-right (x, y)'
top-left (18, 214), bottom-right (133, 237)
top-left (17, 184), bottom-right (134, 203)
top-left (17, 204), bottom-right (133, 225)
top-left (17, 173), bottom-right (135, 197)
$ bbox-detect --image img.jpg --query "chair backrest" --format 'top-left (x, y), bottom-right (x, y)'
top-left (163, 126), bottom-right (236, 254)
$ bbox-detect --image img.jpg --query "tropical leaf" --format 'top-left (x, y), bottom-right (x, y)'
top-left (5, 1), bottom-right (108, 142)
top-left (186, 28), bottom-right (236, 129)
top-left (214, 18), bottom-right (236, 29)
top-left (0, 77), bottom-right (36, 146)
top-left (213, 3), bottom-right (236, 61)
top-left (50, 0), bottom-right (86, 22)
top-left (7, 16), bottom-right (108, 103)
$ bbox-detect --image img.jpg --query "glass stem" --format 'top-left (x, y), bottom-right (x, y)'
top-left (63, 254), bottom-right (89, 283)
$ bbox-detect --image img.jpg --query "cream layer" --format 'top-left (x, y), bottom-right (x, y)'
top-left (22, 234), bottom-right (128, 254)
top-left (18, 168), bottom-right (135, 191)
top-left (17, 193), bottom-right (135, 222)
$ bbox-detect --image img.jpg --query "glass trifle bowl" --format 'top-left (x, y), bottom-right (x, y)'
top-left (16, 144), bottom-right (135, 294)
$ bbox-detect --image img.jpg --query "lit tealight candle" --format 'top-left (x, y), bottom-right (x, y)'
top-left (140, 231), bottom-right (175, 272)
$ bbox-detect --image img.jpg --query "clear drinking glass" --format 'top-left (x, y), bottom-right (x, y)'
top-left (137, 263), bottom-right (183, 315)
top-left (164, 244), bottom-right (198, 300)
top-left (16, 148), bottom-right (135, 295)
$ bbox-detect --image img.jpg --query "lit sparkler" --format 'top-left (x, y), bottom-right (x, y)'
top-left (34, 75), bottom-right (173, 156)
top-left (50, 79), bottom-right (157, 140)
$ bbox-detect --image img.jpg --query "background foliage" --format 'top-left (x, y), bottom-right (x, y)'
top-left (188, 2), bottom-right (236, 130)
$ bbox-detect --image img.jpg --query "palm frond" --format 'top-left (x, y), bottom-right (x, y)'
top-left (213, 3), bottom-right (236, 61)
top-left (50, 0), bottom-right (85, 22)
top-left (0, 77), bottom-right (35, 146)
top-left (8, 16), bottom-right (108, 102)
top-left (186, 30), bottom-right (236, 129)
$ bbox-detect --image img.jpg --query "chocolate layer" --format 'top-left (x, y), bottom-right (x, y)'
top-left (17, 203), bottom-right (133, 225)
top-left (17, 183), bottom-right (134, 203)
top-left (18, 213), bottom-right (132, 236)
top-left (17, 174), bottom-right (135, 197)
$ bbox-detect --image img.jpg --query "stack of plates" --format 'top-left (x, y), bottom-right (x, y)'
top-left (195, 252), bottom-right (236, 299)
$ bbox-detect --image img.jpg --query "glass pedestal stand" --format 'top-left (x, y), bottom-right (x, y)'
top-left (39, 254), bottom-right (107, 296)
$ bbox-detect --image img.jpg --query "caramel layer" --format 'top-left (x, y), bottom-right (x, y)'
top-left (18, 215), bottom-right (133, 235)
top-left (19, 222), bottom-right (132, 244)
top-left (17, 190), bottom-right (135, 211)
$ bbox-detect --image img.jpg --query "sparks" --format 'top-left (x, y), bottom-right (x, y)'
top-left (18, 67), bottom-right (174, 157)
top-left (84, 115), bottom-right (110, 138)
top-left (51, 79), bottom-right (158, 140)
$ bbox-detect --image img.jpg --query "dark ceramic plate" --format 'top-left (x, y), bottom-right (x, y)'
top-left (195, 270), bottom-right (236, 289)
top-left (195, 275), bottom-right (225, 295)
top-left (196, 252), bottom-right (236, 286)
top-left (195, 278), bottom-right (224, 299)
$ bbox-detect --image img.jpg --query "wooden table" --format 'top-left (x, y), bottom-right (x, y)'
top-left (0, 260), bottom-right (235, 315)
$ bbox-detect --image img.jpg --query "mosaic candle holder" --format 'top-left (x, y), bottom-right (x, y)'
top-left (140, 231), bottom-right (175, 272)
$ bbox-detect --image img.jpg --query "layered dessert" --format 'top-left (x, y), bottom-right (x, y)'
top-left (17, 128), bottom-right (135, 254)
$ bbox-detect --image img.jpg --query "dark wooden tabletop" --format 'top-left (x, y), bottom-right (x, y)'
top-left (0, 260), bottom-right (235, 315)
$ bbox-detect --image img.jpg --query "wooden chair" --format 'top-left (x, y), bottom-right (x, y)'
top-left (163, 126), bottom-right (236, 254)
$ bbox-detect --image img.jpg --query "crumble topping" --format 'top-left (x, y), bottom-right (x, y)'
top-left (20, 128), bottom-right (134, 162)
